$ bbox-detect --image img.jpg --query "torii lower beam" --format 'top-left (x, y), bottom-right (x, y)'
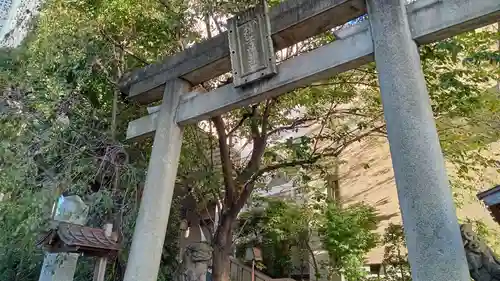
top-left (123, 1), bottom-right (500, 281)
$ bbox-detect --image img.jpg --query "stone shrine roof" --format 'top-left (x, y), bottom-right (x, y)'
top-left (36, 221), bottom-right (121, 257)
top-left (477, 185), bottom-right (500, 224)
top-left (477, 185), bottom-right (500, 204)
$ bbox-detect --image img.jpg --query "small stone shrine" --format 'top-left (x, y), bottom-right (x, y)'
top-left (36, 221), bottom-right (121, 258)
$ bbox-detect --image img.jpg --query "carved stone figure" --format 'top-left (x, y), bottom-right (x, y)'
top-left (176, 242), bottom-right (213, 281)
top-left (461, 224), bottom-right (500, 281)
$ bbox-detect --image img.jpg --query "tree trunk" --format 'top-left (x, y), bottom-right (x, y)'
top-left (306, 242), bottom-right (320, 281)
top-left (497, 22), bottom-right (499, 91)
top-left (212, 218), bottom-right (234, 281)
top-left (212, 244), bottom-right (230, 281)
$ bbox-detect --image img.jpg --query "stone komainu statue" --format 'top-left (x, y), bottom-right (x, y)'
top-left (461, 224), bottom-right (500, 281)
top-left (176, 242), bottom-right (213, 281)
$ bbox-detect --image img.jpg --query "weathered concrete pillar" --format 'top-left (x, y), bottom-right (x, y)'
top-left (123, 79), bottom-right (190, 281)
top-left (366, 0), bottom-right (470, 280)
top-left (39, 195), bottom-right (89, 281)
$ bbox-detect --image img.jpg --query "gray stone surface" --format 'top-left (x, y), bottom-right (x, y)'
top-left (0, 0), bottom-right (41, 47)
top-left (123, 79), bottom-right (190, 281)
top-left (38, 195), bottom-right (89, 281)
top-left (461, 224), bottom-right (500, 281)
top-left (228, 1), bottom-right (277, 87)
top-left (408, 0), bottom-right (500, 45)
top-left (123, 0), bottom-right (500, 104)
top-left (366, 0), bottom-right (470, 280)
top-left (176, 242), bottom-right (213, 281)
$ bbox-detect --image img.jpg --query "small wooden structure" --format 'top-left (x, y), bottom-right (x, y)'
top-left (36, 221), bottom-right (121, 258)
top-left (477, 185), bottom-right (500, 224)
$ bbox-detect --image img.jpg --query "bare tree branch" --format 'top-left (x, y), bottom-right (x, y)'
top-left (333, 124), bottom-right (386, 156)
top-left (310, 81), bottom-right (378, 88)
top-left (333, 108), bottom-right (381, 118)
top-left (261, 99), bottom-right (275, 137)
top-left (312, 101), bottom-right (337, 153)
top-left (212, 15), bottom-right (223, 34)
top-left (249, 105), bottom-right (261, 140)
top-left (354, 68), bottom-right (377, 75)
top-left (93, 58), bottom-right (118, 86)
top-left (98, 29), bottom-right (148, 65)
top-left (157, 0), bottom-right (176, 14)
top-left (227, 115), bottom-right (250, 137)
top-left (239, 123), bottom-right (386, 201)
top-left (236, 110), bottom-right (267, 184)
top-left (229, 104), bottom-right (274, 213)
top-left (235, 157), bottom-right (324, 209)
top-left (267, 117), bottom-right (318, 136)
top-left (204, 13), bottom-right (213, 39)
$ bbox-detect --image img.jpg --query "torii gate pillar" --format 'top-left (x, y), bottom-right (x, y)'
top-left (367, 0), bottom-right (470, 280)
top-left (123, 79), bottom-right (190, 281)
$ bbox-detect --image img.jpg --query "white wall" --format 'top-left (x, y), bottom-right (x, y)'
top-left (0, 0), bottom-right (40, 47)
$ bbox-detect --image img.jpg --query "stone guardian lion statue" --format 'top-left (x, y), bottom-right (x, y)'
top-left (176, 242), bottom-right (213, 281)
top-left (461, 224), bottom-right (500, 281)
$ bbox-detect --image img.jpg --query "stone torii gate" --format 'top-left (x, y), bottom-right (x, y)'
top-left (119, 0), bottom-right (500, 281)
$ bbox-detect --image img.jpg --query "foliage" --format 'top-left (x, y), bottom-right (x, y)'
top-left (0, 0), bottom-right (200, 279)
top-left (421, 27), bottom-right (500, 207)
top-left (460, 218), bottom-right (500, 255)
top-left (319, 203), bottom-right (379, 281)
top-left (380, 224), bottom-right (411, 281)
top-left (380, 221), bottom-right (500, 281)
top-left (236, 196), bottom-right (380, 281)
top-left (236, 197), bottom-right (311, 278)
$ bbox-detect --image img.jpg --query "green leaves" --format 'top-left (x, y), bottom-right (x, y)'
top-left (236, 197), bottom-right (312, 278)
top-left (0, 1), bottom-right (195, 279)
top-left (319, 202), bottom-right (379, 280)
top-left (236, 196), bottom-right (380, 280)
top-left (421, 27), bottom-right (499, 118)
top-left (381, 223), bottom-right (411, 281)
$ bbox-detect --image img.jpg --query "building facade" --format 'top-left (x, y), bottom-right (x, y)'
top-left (0, 0), bottom-right (40, 47)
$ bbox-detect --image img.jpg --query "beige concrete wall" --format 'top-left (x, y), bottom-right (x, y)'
top-left (338, 137), bottom-right (500, 264)
top-left (338, 137), bottom-right (401, 264)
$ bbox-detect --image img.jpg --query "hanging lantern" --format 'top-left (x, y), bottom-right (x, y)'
top-left (179, 219), bottom-right (189, 231)
top-left (244, 246), bottom-right (262, 262)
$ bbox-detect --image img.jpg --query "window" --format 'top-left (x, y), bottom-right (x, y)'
top-left (369, 264), bottom-right (382, 275)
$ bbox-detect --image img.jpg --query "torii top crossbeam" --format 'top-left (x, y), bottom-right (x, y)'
top-left (119, 0), bottom-right (367, 104)
top-left (125, 0), bottom-right (500, 142)
top-left (119, 1), bottom-right (500, 281)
